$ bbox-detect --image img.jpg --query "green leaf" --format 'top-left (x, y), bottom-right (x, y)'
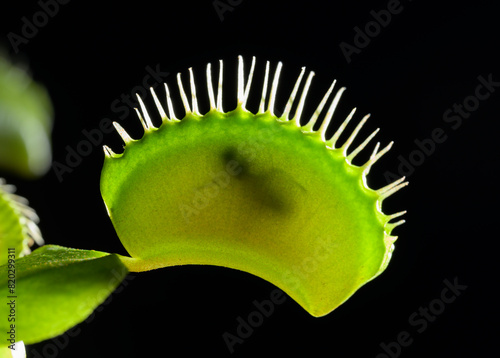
top-left (0, 245), bottom-right (128, 345)
top-left (0, 55), bottom-right (53, 178)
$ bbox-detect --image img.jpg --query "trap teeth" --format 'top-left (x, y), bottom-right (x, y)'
top-left (268, 61), bottom-right (283, 116)
top-left (319, 87), bottom-right (347, 142)
top-left (188, 67), bottom-right (200, 115)
top-left (150, 87), bottom-right (169, 122)
top-left (113, 121), bottom-right (134, 144)
top-left (258, 61), bottom-right (270, 114)
top-left (377, 176), bottom-right (407, 196)
top-left (135, 94), bottom-right (155, 130)
top-left (164, 83), bottom-right (178, 121)
top-left (347, 127), bottom-right (380, 164)
top-left (103, 145), bottom-right (117, 158)
top-left (281, 66), bottom-right (306, 121)
top-left (304, 79), bottom-right (336, 132)
top-left (108, 56), bottom-right (408, 226)
top-left (108, 56), bottom-right (406, 199)
top-left (293, 71), bottom-right (314, 127)
top-left (177, 72), bottom-right (191, 115)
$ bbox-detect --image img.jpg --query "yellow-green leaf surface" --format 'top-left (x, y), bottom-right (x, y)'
top-left (101, 57), bottom-right (407, 317)
top-left (0, 56), bottom-right (53, 178)
top-left (0, 245), bottom-right (128, 345)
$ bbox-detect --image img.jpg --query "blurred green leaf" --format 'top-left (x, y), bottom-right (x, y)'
top-left (0, 56), bottom-right (53, 178)
top-left (0, 245), bottom-right (128, 345)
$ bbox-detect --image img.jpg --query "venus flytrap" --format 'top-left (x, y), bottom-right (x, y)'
top-left (0, 56), bottom-right (408, 354)
top-left (101, 55), bottom-right (408, 317)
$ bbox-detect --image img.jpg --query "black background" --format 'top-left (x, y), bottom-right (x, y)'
top-left (1, 0), bottom-right (498, 357)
